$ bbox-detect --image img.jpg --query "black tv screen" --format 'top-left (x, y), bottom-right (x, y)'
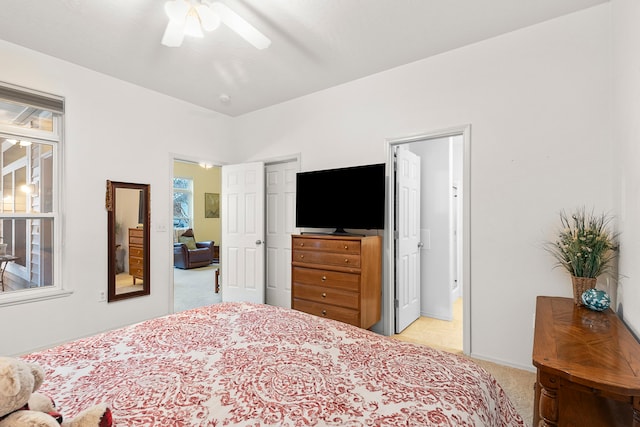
top-left (295, 163), bottom-right (385, 233)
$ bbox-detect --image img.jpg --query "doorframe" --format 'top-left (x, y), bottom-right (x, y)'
top-left (384, 125), bottom-right (471, 355)
top-left (167, 152), bottom-right (301, 312)
top-left (168, 152), bottom-right (225, 313)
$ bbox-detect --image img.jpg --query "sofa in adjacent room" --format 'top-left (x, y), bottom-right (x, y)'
top-left (173, 228), bottom-right (215, 269)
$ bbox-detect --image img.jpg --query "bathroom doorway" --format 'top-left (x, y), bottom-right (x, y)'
top-left (388, 126), bottom-right (470, 354)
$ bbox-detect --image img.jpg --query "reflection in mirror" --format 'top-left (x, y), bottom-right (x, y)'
top-left (107, 181), bottom-right (150, 301)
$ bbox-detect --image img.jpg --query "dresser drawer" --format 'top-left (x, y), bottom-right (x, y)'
top-left (292, 266), bottom-right (359, 292)
top-left (293, 250), bottom-right (361, 268)
top-left (129, 266), bottom-right (143, 278)
top-left (292, 283), bottom-right (359, 309)
top-left (130, 247), bottom-right (144, 258)
top-left (292, 298), bottom-right (360, 327)
top-left (130, 256), bottom-right (143, 267)
top-left (292, 237), bottom-right (361, 254)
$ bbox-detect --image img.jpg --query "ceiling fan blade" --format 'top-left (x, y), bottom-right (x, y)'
top-left (210, 2), bottom-right (271, 49)
top-left (161, 20), bottom-right (185, 47)
top-left (164, 0), bottom-right (189, 22)
top-left (196, 4), bottom-right (221, 32)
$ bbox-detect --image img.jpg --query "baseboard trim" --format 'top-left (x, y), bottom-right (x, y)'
top-left (420, 310), bottom-right (453, 322)
top-left (469, 352), bottom-right (536, 373)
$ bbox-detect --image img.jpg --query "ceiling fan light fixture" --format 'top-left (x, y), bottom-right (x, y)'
top-left (184, 10), bottom-right (204, 38)
top-left (160, 0), bottom-right (271, 49)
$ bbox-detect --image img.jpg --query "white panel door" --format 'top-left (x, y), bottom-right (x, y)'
top-left (265, 161), bottom-right (299, 308)
top-left (395, 147), bottom-right (421, 333)
top-left (221, 162), bottom-right (265, 303)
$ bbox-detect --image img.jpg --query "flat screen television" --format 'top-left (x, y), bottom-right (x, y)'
top-left (295, 163), bottom-right (385, 234)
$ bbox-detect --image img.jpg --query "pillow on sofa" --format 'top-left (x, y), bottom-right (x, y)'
top-left (179, 235), bottom-right (197, 250)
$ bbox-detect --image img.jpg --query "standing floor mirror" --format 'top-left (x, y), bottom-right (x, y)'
top-left (106, 180), bottom-right (150, 301)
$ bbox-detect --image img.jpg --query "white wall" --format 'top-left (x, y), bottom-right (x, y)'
top-left (232, 5), bottom-right (613, 369)
top-left (0, 39), bottom-right (233, 356)
top-left (613, 0), bottom-right (640, 338)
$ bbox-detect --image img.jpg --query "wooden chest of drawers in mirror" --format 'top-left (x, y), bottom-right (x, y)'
top-left (291, 234), bottom-right (382, 329)
top-left (129, 228), bottom-right (144, 285)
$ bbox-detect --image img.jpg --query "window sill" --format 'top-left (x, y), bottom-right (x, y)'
top-left (0, 288), bottom-right (73, 307)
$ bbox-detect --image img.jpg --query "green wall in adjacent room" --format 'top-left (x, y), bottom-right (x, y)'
top-left (173, 161), bottom-right (221, 245)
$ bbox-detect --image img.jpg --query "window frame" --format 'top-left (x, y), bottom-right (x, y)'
top-left (0, 82), bottom-right (68, 306)
top-left (173, 176), bottom-right (193, 230)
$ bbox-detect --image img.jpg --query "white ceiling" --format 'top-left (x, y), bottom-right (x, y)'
top-left (0, 0), bottom-right (607, 117)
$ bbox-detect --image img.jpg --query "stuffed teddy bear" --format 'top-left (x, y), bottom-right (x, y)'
top-left (0, 356), bottom-right (112, 427)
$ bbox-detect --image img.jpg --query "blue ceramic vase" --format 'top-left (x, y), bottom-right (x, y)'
top-left (581, 289), bottom-right (611, 312)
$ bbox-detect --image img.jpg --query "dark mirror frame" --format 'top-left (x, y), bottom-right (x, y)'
top-left (106, 180), bottom-right (150, 302)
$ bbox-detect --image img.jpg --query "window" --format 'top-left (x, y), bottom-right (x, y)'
top-left (0, 82), bottom-right (62, 299)
top-left (173, 177), bottom-right (193, 229)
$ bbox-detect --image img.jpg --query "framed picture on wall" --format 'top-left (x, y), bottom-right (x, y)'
top-left (205, 193), bottom-right (219, 218)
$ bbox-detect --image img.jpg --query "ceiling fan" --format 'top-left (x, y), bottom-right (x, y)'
top-left (161, 0), bottom-right (271, 49)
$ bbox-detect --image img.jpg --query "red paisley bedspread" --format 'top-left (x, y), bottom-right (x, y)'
top-left (23, 302), bottom-right (524, 426)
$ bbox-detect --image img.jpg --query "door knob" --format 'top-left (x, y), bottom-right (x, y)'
top-left (418, 242), bottom-right (424, 249)
top-left (255, 240), bottom-right (264, 245)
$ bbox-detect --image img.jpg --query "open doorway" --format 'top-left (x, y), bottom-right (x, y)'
top-left (170, 155), bottom-right (300, 312)
top-left (388, 126), bottom-right (471, 354)
top-left (172, 159), bottom-right (221, 312)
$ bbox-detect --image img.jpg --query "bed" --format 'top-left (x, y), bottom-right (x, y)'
top-left (22, 302), bottom-right (525, 426)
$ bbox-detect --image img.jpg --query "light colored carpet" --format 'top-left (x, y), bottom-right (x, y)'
top-left (470, 357), bottom-right (535, 426)
top-left (173, 265), bottom-right (221, 312)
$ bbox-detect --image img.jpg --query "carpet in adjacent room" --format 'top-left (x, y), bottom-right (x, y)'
top-left (173, 265), bottom-right (221, 312)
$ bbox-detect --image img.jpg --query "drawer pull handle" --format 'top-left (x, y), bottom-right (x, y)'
top-left (344, 245), bottom-right (348, 249)
top-left (321, 292), bottom-right (327, 298)
top-left (344, 258), bottom-right (349, 263)
top-left (300, 242), bottom-right (304, 247)
top-left (321, 310), bottom-right (327, 316)
top-left (321, 276), bottom-right (327, 282)
top-left (300, 255), bottom-right (304, 259)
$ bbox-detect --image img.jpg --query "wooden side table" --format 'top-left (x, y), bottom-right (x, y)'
top-left (532, 296), bottom-right (640, 427)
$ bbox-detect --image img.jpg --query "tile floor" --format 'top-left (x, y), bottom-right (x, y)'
top-left (394, 297), bottom-right (463, 352)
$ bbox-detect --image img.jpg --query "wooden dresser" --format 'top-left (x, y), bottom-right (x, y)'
top-left (291, 234), bottom-right (382, 329)
top-left (532, 296), bottom-right (640, 427)
top-left (128, 228), bottom-right (144, 285)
